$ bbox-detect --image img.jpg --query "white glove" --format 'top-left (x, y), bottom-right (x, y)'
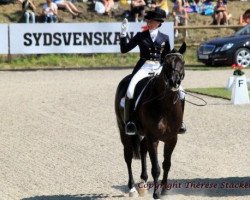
top-left (120, 18), bottom-right (129, 37)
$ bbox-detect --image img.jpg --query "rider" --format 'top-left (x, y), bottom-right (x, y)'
top-left (120, 8), bottom-right (186, 135)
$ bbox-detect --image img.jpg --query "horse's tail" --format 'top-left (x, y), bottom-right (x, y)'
top-left (131, 135), bottom-right (141, 159)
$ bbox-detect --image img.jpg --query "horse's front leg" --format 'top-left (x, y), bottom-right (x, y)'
top-left (161, 136), bottom-right (177, 196)
top-left (140, 137), bottom-right (148, 182)
top-left (138, 137), bottom-right (148, 196)
top-left (148, 140), bottom-right (161, 199)
top-left (124, 145), bottom-right (137, 197)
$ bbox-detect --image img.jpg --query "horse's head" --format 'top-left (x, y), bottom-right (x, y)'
top-left (161, 42), bottom-right (186, 91)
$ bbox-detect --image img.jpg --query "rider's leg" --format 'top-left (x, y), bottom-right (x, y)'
top-left (179, 86), bottom-right (186, 134)
top-left (124, 96), bottom-right (137, 135)
top-left (179, 98), bottom-right (186, 134)
top-left (125, 68), bottom-right (150, 135)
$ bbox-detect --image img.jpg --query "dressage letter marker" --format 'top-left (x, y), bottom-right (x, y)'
top-left (231, 75), bottom-right (250, 105)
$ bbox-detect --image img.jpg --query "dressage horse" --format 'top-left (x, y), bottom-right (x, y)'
top-left (115, 43), bottom-right (186, 199)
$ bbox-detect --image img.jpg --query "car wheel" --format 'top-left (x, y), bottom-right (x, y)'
top-left (234, 48), bottom-right (250, 67)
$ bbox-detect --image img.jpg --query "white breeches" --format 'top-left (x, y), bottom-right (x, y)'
top-left (126, 61), bottom-right (162, 99)
top-left (126, 61), bottom-right (186, 100)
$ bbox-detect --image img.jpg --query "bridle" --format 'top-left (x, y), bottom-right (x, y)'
top-left (141, 53), bottom-right (185, 106)
top-left (162, 53), bottom-right (185, 90)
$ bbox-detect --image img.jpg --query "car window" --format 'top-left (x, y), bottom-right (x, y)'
top-left (0, 0), bottom-right (14, 4)
top-left (235, 26), bottom-right (250, 36)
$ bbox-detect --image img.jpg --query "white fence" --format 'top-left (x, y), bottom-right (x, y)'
top-left (1, 23), bottom-right (174, 55)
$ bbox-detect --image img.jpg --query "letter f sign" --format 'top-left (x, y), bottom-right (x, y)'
top-left (238, 80), bottom-right (243, 87)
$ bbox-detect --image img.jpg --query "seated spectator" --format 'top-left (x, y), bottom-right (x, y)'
top-left (130, 0), bottom-right (146, 22)
top-left (94, 0), bottom-right (106, 15)
top-left (18, 0), bottom-right (36, 23)
top-left (213, 0), bottom-right (229, 25)
top-left (43, 0), bottom-right (58, 23)
top-left (151, 0), bottom-right (169, 17)
top-left (173, 0), bottom-right (189, 37)
top-left (52, 0), bottom-right (82, 18)
top-left (182, 0), bottom-right (190, 8)
top-left (239, 9), bottom-right (250, 26)
top-left (103, 0), bottom-right (114, 16)
top-left (173, 0), bottom-right (190, 9)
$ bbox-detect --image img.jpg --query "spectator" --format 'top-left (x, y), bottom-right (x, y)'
top-left (52, 0), bottom-right (82, 18)
top-left (103, 0), bottom-right (114, 16)
top-left (151, 0), bottom-right (169, 17)
top-left (43, 0), bottom-right (58, 23)
top-left (130, 0), bottom-right (146, 22)
top-left (173, 0), bottom-right (189, 37)
top-left (239, 9), bottom-right (250, 26)
top-left (173, 0), bottom-right (190, 8)
top-left (94, 0), bottom-right (106, 14)
top-left (18, 0), bottom-right (36, 23)
top-left (213, 0), bottom-right (229, 25)
top-left (182, 0), bottom-right (190, 8)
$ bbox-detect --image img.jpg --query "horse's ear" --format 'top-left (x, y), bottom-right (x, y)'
top-left (178, 42), bottom-right (186, 55)
top-left (170, 48), bottom-right (177, 53)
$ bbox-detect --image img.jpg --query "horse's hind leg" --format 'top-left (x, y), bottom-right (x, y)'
top-left (148, 140), bottom-right (161, 199)
top-left (161, 136), bottom-right (177, 196)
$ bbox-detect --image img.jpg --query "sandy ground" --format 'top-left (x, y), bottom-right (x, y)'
top-left (0, 69), bottom-right (249, 200)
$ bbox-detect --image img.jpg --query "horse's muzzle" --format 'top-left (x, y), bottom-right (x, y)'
top-left (168, 78), bottom-right (181, 91)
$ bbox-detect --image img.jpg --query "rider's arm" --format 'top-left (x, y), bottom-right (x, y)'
top-left (120, 33), bottom-right (140, 53)
top-left (161, 35), bottom-right (171, 63)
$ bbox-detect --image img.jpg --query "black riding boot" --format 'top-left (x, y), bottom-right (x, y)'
top-left (124, 97), bottom-right (137, 135)
top-left (179, 99), bottom-right (187, 134)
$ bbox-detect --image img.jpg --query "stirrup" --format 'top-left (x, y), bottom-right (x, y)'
top-left (179, 122), bottom-right (186, 134)
top-left (125, 121), bottom-right (137, 135)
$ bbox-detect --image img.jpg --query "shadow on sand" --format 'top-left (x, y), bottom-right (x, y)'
top-left (113, 176), bottom-right (250, 197)
top-left (21, 177), bottom-right (250, 200)
top-left (22, 193), bottom-right (125, 200)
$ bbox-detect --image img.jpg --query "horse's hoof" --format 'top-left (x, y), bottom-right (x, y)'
top-left (153, 193), bottom-right (161, 199)
top-left (129, 187), bottom-right (138, 197)
top-left (161, 188), bottom-right (168, 196)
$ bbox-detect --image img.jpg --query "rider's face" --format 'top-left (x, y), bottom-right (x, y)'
top-left (146, 20), bottom-right (161, 30)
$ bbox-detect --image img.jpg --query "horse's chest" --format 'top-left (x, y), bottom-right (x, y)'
top-left (157, 118), bottom-right (171, 134)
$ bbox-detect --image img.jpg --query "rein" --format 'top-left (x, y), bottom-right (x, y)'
top-left (142, 53), bottom-right (185, 106)
top-left (183, 91), bottom-right (207, 106)
top-left (141, 76), bottom-right (167, 106)
top-left (163, 53), bottom-right (207, 106)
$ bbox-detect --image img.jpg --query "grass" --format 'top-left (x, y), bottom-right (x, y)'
top-left (186, 87), bottom-right (250, 100)
top-left (0, 46), bottom-right (233, 70)
top-left (0, 53), bottom-right (140, 70)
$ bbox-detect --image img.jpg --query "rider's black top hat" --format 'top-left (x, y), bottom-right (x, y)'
top-left (144, 8), bottom-right (166, 23)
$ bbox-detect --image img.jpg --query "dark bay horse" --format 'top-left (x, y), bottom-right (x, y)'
top-left (114, 43), bottom-right (186, 199)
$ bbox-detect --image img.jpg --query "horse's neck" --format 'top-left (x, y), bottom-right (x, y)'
top-left (153, 75), bottom-right (176, 101)
top-left (154, 74), bottom-right (165, 91)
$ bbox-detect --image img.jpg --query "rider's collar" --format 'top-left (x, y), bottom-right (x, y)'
top-left (149, 28), bottom-right (159, 42)
top-left (149, 28), bottom-right (159, 35)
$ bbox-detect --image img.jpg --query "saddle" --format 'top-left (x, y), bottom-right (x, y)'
top-left (120, 76), bottom-right (156, 111)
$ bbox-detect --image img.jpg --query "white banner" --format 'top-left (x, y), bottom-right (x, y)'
top-left (0, 24), bottom-right (8, 54)
top-left (9, 23), bottom-right (174, 54)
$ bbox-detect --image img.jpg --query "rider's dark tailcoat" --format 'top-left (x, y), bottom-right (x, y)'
top-left (120, 30), bottom-right (171, 75)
